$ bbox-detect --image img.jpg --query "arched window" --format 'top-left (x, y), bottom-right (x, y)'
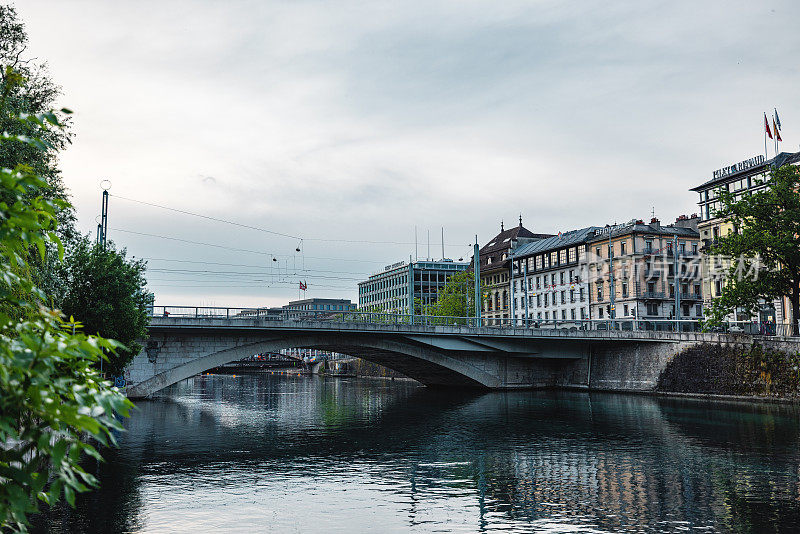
top-left (502, 291), bottom-right (508, 308)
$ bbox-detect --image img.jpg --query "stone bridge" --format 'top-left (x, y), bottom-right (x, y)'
top-left (124, 315), bottom-right (795, 398)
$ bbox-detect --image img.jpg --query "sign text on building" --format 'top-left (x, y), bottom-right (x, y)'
top-left (713, 155), bottom-right (765, 180)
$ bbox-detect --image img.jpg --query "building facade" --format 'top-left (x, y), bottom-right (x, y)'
top-left (283, 298), bottom-right (356, 319)
top-left (479, 219), bottom-right (551, 324)
top-left (510, 227), bottom-right (600, 325)
top-left (587, 217), bottom-right (703, 327)
top-left (690, 151), bottom-right (800, 324)
top-left (358, 259), bottom-right (470, 315)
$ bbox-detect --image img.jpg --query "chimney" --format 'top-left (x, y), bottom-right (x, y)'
top-left (673, 214), bottom-right (699, 231)
top-left (650, 217), bottom-right (660, 228)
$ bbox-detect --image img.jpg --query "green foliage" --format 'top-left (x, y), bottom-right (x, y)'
top-left (421, 270), bottom-right (482, 322)
top-left (0, 5), bottom-right (75, 239)
top-left (706, 164), bottom-right (800, 334)
top-left (58, 238), bottom-right (151, 376)
top-left (0, 100), bottom-right (133, 530)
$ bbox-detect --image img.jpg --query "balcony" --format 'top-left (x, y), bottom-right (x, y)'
top-left (641, 291), bottom-right (666, 300)
top-left (679, 293), bottom-right (701, 301)
top-left (643, 270), bottom-right (661, 278)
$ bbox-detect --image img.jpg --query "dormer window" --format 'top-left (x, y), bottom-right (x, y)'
top-left (487, 257), bottom-right (493, 265)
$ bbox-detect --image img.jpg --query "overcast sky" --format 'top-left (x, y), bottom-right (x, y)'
top-left (17, 0), bottom-right (800, 308)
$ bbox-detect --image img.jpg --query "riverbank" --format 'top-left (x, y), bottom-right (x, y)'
top-left (656, 341), bottom-right (800, 400)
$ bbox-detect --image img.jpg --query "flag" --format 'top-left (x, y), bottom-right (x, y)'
top-left (765, 113), bottom-right (773, 139)
top-left (774, 108), bottom-right (782, 131)
top-left (774, 118), bottom-right (782, 142)
top-left (299, 281), bottom-right (307, 291)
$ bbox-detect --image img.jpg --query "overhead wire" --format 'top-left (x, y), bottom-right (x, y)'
top-left (110, 193), bottom-right (472, 247)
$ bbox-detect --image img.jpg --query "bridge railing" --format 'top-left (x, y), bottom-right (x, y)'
top-left (150, 306), bottom-right (798, 336)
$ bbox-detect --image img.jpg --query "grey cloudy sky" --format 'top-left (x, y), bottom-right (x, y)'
top-left (17, 0), bottom-right (800, 308)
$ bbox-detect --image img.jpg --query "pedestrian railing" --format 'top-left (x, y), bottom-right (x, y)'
top-left (149, 306), bottom-right (799, 337)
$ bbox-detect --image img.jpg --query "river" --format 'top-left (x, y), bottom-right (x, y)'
top-left (33, 373), bottom-right (800, 533)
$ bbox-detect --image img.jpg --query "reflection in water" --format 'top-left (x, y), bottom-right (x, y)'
top-left (33, 374), bottom-right (800, 533)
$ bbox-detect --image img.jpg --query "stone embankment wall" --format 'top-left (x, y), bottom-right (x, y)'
top-left (351, 358), bottom-right (412, 381)
top-left (656, 341), bottom-right (800, 398)
top-left (587, 337), bottom-right (800, 400)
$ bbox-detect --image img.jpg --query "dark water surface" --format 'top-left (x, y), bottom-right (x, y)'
top-left (34, 374), bottom-right (800, 533)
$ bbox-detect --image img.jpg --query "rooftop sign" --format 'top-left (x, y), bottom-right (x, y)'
top-left (713, 155), bottom-right (765, 180)
top-left (384, 261), bottom-right (406, 271)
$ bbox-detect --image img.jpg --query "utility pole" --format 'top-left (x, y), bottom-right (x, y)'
top-left (609, 241), bottom-right (615, 327)
top-left (97, 184), bottom-right (109, 250)
top-left (523, 261), bottom-right (529, 327)
top-left (473, 236), bottom-right (481, 326)
top-left (674, 233), bottom-right (680, 332)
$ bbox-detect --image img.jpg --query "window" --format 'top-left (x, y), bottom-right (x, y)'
top-left (599, 307), bottom-right (604, 318)
top-left (647, 282), bottom-right (655, 293)
top-left (624, 304), bottom-right (628, 316)
top-left (568, 248), bottom-right (576, 263)
top-left (561, 291), bottom-right (566, 304)
top-left (581, 308), bottom-right (587, 319)
top-left (696, 304), bottom-right (702, 316)
top-left (596, 247), bottom-right (601, 258)
top-left (559, 249), bottom-right (567, 265)
top-left (536, 276), bottom-right (541, 289)
top-left (620, 241), bottom-right (626, 255)
top-left (544, 311), bottom-right (550, 321)
top-left (536, 295), bottom-right (541, 307)
top-left (561, 309), bottom-right (567, 321)
top-left (597, 286), bottom-right (603, 300)
top-left (551, 251), bottom-right (558, 266)
top-left (622, 282), bottom-right (628, 298)
top-left (571, 309), bottom-right (576, 320)
top-left (551, 274), bottom-right (557, 285)
top-left (560, 272), bottom-right (565, 285)
top-left (692, 243), bottom-right (698, 254)
top-left (544, 294), bottom-right (549, 307)
top-left (694, 284), bottom-right (701, 296)
top-left (715, 279), bottom-right (722, 296)
top-left (536, 255), bottom-right (543, 270)
top-left (645, 240), bottom-right (653, 253)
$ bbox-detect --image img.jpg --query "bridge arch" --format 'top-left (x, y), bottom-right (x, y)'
top-left (126, 332), bottom-right (500, 397)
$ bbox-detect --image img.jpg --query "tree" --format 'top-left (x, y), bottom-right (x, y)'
top-left (707, 164), bottom-right (800, 335)
top-left (421, 269), bottom-right (484, 323)
top-left (58, 238), bottom-right (151, 376)
top-left (0, 5), bottom-right (74, 238)
top-left (0, 107), bottom-right (132, 531)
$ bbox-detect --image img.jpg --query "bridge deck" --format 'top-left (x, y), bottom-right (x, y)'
top-left (147, 316), bottom-right (779, 344)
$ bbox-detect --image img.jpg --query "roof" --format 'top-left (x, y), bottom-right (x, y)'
top-left (511, 226), bottom-right (603, 259)
top-left (690, 151), bottom-right (800, 192)
top-left (587, 221), bottom-right (699, 243)
top-left (478, 221), bottom-right (552, 271)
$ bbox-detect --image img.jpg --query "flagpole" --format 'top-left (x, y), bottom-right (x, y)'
top-left (765, 113), bottom-right (768, 160)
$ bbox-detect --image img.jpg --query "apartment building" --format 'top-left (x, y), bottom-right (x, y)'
top-left (587, 216), bottom-right (702, 327)
top-left (479, 218), bottom-right (551, 324)
top-left (509, 227), bottom-right (600, 324)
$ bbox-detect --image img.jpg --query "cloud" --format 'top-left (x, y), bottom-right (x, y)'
top-left (17, 0), bottom-right (800, 307)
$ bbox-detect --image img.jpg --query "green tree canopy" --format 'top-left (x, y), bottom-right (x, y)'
top-left (421, 269), bottom-right (485, 323)
top-left (58, 238), bottom-right (151, 376)
top-left (0, 5), bottom-right (74, 238)
top-left (0, 106), bottom-right (132, 531)
top-left (708, 164), bottom-right (800, 334)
